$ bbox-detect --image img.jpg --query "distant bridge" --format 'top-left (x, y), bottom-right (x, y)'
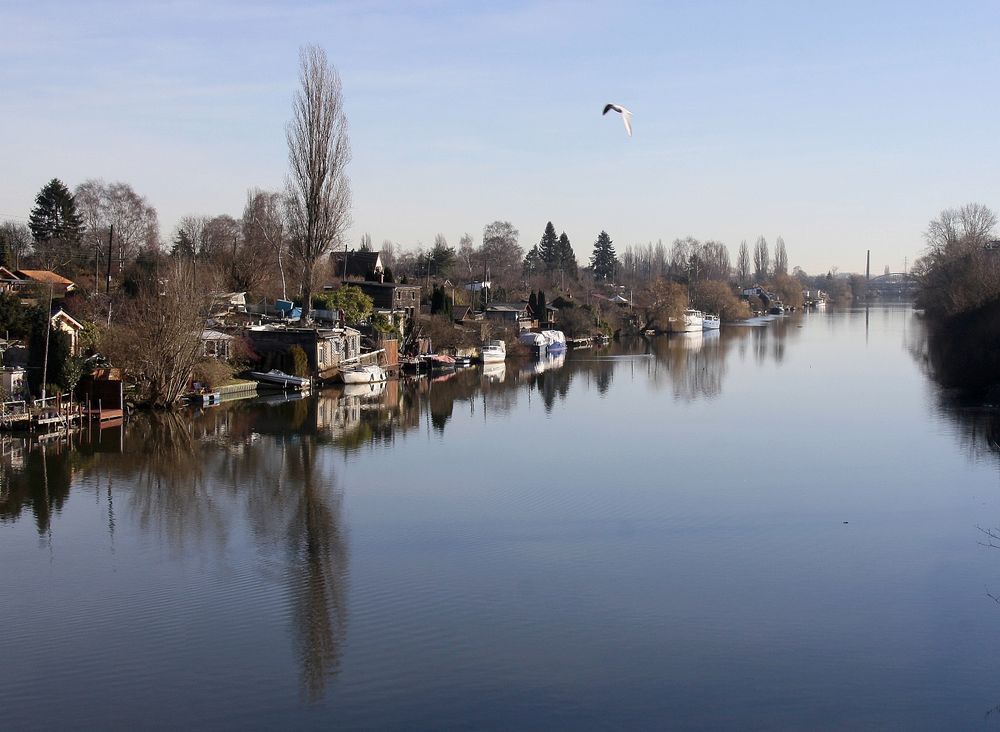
top-left (866, 273), bottom-right (919, 299)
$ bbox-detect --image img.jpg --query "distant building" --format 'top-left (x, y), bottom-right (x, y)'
top-left (342, 281), bottom-right (421, 321)
top-left (0, 267), bottom-right (76, 298)
top-left (485, 303), bottom-right (532, 331)
top-left (330, 250), bottom-right (384, 280)
top-left (245, 325), bottom-right (361, 380)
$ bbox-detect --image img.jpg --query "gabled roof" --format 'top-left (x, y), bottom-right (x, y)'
top-left (16, 270), bottom-right (75, 286)
top-left (51, 308), bottom-right (83, 330)
top-left (0, 266), bottom-right (20, 280)
top-left (331, 250), bottom-right (383, 279)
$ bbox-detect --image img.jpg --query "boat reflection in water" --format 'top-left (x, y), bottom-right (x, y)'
top-left (0, 321), bottom-right (806, 719)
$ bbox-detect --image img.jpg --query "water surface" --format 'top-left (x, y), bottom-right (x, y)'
top-left (4, 306), bottom-right (1000, 730)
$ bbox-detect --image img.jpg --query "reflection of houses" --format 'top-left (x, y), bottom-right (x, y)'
top-left (0, 267), bottom-right (76, 298)
top-left (246, 325), bottom-right (361, 380)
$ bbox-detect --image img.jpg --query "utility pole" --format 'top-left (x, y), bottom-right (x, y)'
top-left (41, 283), bottom-right (53, 404)
top-left (105, 225), bottom-right (114, 295)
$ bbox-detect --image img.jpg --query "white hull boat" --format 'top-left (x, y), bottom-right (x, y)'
top-left (341, 364), bottom-right (386, 385)
top-left (673, 309), bottom-right (703, 333)
top-left (249, 369), bottom-right (311, 391)
top-left (702, 314), bottom-right (720, 330)
top-left (518, 330), bottom-right (567, 355)
top-left (480, 340), bottom-right (506, 363)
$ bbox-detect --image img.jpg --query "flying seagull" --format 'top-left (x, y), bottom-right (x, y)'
top-left (602, 103), bottom-right (632, 137)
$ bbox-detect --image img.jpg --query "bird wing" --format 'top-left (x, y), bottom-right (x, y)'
top-left (621, 109), bottom-right (632, 137)
top-left (602, 103), bottom-right (615, 115)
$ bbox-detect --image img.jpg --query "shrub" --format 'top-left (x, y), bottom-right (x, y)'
top-left (191, 359), bottom-right (234, 390)
top-left (693, 281), bottom-right (751, 321)
top-left (289, 345), bottom-right (310, 377)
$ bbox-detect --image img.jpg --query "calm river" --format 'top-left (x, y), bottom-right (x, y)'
top-left (5, 305), bottom-right (1000, 730)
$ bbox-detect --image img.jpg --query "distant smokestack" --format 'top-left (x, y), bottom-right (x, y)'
top-left (866, 250), bottom-right (870, 281)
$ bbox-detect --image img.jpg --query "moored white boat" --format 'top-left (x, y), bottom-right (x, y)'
top-left (677, 309), bottom-right (703, 333)
top-left (248, 369), bottom-right (311, 391)
top-left (480, 340), bottom-right (506, 363)
top-left (702, 313), bottom-right (720, 330)
top-left (542, 330), bottom-right (566, 352)
top-left (341, 364), bottom-right (386, 385)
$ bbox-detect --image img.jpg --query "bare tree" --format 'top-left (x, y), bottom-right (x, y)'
top-left (736, 240), bottom-right (751, 286)
top-left (358, 232), bottom-right (372, 252)
top-left (457, 232), bottom-right (477, 278)
top-left (243, 188), bottom-right (288, 299)
top-left (103, 258), bottom-right (208, 408)
top-left (925, 203), bottom-right (998, 255)
top-left (481, 221), bottom-right (522, 290)
top-left (76, 179), bottom-right (159, 288)
top-left (753, 236), bottom-right (769, 281)
top-left (286, 45), bottom-right (352, 321)
top-left (773, 235), bottom-right (788, 275)
top-left (380, 240), bottom-right (396, 269)
top-left (699, 240), bottom-right (731, 281)
top-left (0, 221), bottom-right (31, 269)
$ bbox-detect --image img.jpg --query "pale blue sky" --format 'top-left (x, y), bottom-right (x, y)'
top-left (2, 0), bottom-right (998, 274)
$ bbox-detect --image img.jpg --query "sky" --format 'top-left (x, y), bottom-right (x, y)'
top-left (2, 0), bottom-right (999, 275)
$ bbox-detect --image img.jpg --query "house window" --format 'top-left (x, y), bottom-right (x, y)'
top-left (318, 344), bottom-right (327, 365)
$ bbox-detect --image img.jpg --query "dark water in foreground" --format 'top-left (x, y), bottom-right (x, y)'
top-left (5, 306), bottom-right (1000, 730)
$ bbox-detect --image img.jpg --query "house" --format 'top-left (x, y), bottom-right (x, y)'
top-left (485, 303), bottom-right (532, 331)
top-left (341, 281), bottom-right (421, 321)
top-left (15, 269), bottom-right (76, 296)
top-left (51, 309), bottom-right (84, 356)
top-left (245, 325), bottom-right (362, 380)
top-left (330, 250), bottom-right (384, 280)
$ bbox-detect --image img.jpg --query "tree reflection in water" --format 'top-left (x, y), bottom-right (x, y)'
top-left (5, 408), bottom-right (352, 702)
top-left (0, 438), bottom-right (79, 536)
top-left (907, 316), bottom-right (1000, 465)
top-left (0, 329), bottom-right (809, 699)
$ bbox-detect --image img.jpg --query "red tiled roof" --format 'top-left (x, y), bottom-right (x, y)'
top-left (16, 270), bottom-right (75, 286)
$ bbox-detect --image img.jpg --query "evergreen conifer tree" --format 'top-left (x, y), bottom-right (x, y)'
top-left (557, 232), bottom-right (577, 279)
top-left (523, 245), bottom-right (542, 276)
top-left (528, 291), bottom-right (538, 318)
top-left (539, 221), bottom-right (559, 270)
top-left (537, 290), bottom-right (547, 325)
top-left (28, 178), bottom-right (84, 272)
top-left (590, 231), bottom-right (618, 281)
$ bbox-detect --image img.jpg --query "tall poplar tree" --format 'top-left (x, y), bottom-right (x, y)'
top-left (286, 45), bottom-right (352, 322)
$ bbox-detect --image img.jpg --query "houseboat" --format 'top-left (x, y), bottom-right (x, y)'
top-left (702, 314), bottom-right (720, 330)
